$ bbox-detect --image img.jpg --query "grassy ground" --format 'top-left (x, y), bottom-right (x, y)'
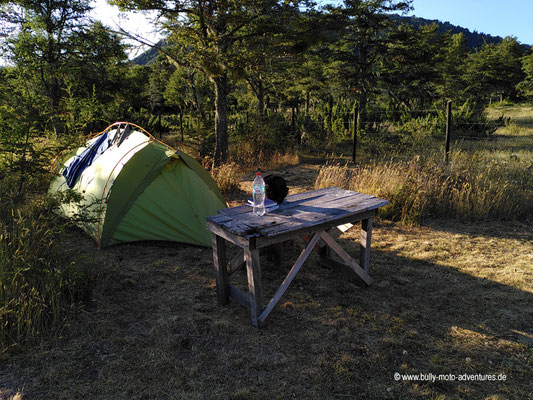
top-left (1, 168), bottom-right (531, 399)
top-left (464, 104), bottom-right (533, 161)
top-left (0, 106), bottom-right (531, 399)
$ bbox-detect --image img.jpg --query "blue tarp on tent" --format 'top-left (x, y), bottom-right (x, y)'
top-left (62, 132), bottom-right (111, 188)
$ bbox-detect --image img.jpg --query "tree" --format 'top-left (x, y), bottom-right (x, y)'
top-left (110, 0), bottom-right (312, 166)
top-left (236, 6), bottom-right (336, 117)
top-left (1, 0), bottom-right (93, 133)
top-left (0, 1), bottom-right (135, 201)
top-left (379, 22), bottom-right (444, 111)
top-left (1, 1), bottom-right (134, 136)
top-left (68, 21), bottom-right (129, 101)
top-left (164, 67), bottom-right (190, 140)
top-left (329, 0), bottom-right (411, 131)
top-left (516, 51), bottom-right (533, 100)
top-left (146, 57), bottom-right (173, 134)
top-left (164, 66), bottom-right (213, 140)
top-left (464, 37), bottom-right (525, 102)
top-left (0, 64), bottom-right (55, 201)
top-left (435, 32), bottom-right (469, 101)
top-left (64, 21), bottom-right (131, 132)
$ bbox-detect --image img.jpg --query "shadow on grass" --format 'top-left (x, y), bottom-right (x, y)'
top-left (1, 226), bottom-right (530, 400)
top-left (225, 234), bottom-right (532, 399)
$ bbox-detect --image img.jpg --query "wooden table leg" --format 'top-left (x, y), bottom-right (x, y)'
top-left (212, 233), bottom-right (230, 306)
top-left (360, 218), bottom-right (373, 274)
top-left (244, 247), bottom-right (264, 327)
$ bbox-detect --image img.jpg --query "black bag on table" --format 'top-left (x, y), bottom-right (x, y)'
top-left (264, 174), bottom-right (289, 204)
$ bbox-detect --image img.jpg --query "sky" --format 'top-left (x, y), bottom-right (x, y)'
top-left (89, 0), bottom-right (164, 58)
top-left (407, 0), bottom-right (533, 45)
top-left (91, 0), bottom-right (533, 54)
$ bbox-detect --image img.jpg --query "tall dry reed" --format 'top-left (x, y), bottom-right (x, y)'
top-left (315, 154), bottom-right (532, 224)
top-left (210, 162), bottom-right (242, 193)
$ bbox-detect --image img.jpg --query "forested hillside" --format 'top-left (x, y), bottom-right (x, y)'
top-left (134, 14), bottom-right (512, 67)
top-left (389, 15), bottom-right (507, 49)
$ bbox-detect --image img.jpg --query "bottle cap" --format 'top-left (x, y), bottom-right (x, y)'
top-left (256, 172), bottom-right (261, 176)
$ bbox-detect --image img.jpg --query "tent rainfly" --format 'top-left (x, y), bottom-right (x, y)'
top-left (49, 122), bottom-right (227, 248)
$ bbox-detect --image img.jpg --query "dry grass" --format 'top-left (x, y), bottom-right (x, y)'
top-left (314, 105), bottom-right (533, 226)
top-left (315, 156), bottom-right (532, 224)
top-left (264, 151), bottom-right (300, 170)
top-left (210, 162), bottom-right (242, 193)
top-left (1, 161), bottom-right (531, 400)
top-left (485, 104), bottom-right (533, 128)
top-left (0, 189), bottom-right (95, 353)
top-left (210, 152), bottom-right (300, 197)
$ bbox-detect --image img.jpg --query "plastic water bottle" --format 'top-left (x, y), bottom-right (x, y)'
top-left (252, 172), bottom-right (266, 216)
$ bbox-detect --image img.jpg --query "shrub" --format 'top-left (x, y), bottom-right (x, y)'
top-left (453, 100), bottom-right (503, 137)
top-left (331, 117), bottom-right (349, 139)
top-left (198, 132), bottom-right (216, 159)
top-left (397, 113), bottom-right (442, 141)
top-left (231, 112), bottom-right (296, 167)
top-left (300, 115), bottom-right (327, 146)
top-left (0, 176), bottom-right (94, 351)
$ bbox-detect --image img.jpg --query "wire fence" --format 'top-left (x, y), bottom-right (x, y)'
top-left (148, 101), bottom-right (510, 162)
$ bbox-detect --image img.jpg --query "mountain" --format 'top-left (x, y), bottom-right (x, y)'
top-left (391, 15), bottom-right (505, 49)
top-left (132, 39), bottom-right (166, 66)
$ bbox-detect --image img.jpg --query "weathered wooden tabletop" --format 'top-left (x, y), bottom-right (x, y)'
top-left (207, 187), bottom-right (389, 239)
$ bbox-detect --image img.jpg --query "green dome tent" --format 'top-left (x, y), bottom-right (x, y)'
top-left (49, 122), bottom-right (227, 248)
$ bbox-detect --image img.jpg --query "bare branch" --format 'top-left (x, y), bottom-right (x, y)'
top-left (106, 25), bottom-right (189, 68)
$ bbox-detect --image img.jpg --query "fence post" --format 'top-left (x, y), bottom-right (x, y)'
top-left (352, 105), bottom-right (358, 163)
top-left (444, 100), bottom-right (452, 163)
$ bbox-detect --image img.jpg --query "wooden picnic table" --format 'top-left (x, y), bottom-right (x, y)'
top-left (206, 187), bottom-right (389, 327)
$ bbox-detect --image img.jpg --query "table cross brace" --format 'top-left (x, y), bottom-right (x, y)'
top-left (319, 231), bottom-right (373, 286)
top-left (257, 231), bottom-right (322, 325)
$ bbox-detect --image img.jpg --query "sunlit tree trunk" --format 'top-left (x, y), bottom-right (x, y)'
top-left (213, 73), bottom-right (228, 167)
